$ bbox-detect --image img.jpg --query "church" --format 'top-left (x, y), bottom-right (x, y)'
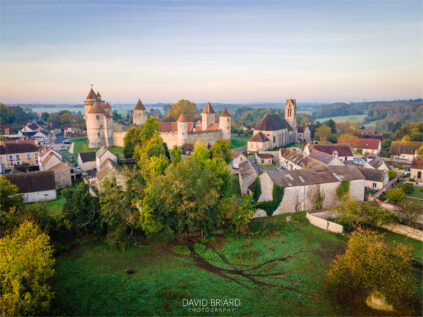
top-left (247, 99), bottom-right (298, 152)
top-left (84, 87), bottom-right (231, 150)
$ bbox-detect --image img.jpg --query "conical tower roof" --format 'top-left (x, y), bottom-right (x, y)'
top-left (86, 88), bottom-right (96, 99)
top-left (87, 102), bottom-right (106, 114)
top-left (202, 102), bottom-right (215, 114)
top-left (177, 113), bottom-right (187, 122)
top-left (96, 91), bottom-right (101, 98)
top-left (220, 107), bottom-right (230, 117)
top-left (135, 98), bottom-right (146, 110)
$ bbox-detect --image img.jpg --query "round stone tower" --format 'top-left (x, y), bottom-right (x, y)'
top-left (219, 107), bottom-right (231, 140)
top-left (177, 113), bottom-right (188, 146)
top-left (84, 87), bottom-right (97, 115)
top-left (133, 98), bottom-right (148, 125)
top-left (202, 102), bottom-right (216, 131)
top-left (86, 102), bottom-right (106, 148)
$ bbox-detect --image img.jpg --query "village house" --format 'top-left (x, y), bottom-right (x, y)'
top-left (259, 166), bottom-right (365, 214)
top-left (358, 167), bottom-right (389, 190)
top-left (0, 140), bottom-right (40, 175)
top-left (297, 126), bottom-right (311, 143)
top-left (247, 99), bottom-right (298, 152)
top-left (304, 144), bottom-right (354, 162)
top-left (39, 149), bottom-right (72, 188)
top-left (278, 148), bottom-right (325, 170)
top-left (96, 146), bottom-right (117, 167)
top-left (410, 155), bottom-right (423, 182)
top-left (78, 152), bottom-right (96, 172)
top-left (256, 153), bottom-right (273, 165)
top-left (6, 171), bottom-right (56, 203)
top-left (354, 138), bottom-right (381, 154)
top-left (308, 149), bottom-right (344, 166)
top-left (237, 159), bottom-right (260, 195)
top-left (96, 158), bottom-right (126, 192)
top-left (362, 154), bottom-right (390, 171)
top-left (389, 141), bottom-right (423, 161)
top-left (230, 150), bottom-right (247, 167)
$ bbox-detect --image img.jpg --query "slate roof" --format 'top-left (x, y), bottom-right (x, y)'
top-left (249, 132), bottom-right (270, 143)
top-left (364, 154), bottom-right (387, 169)
top-left (266, 165), bottom-right (364, 187)
top-left (0, 140), bottom-right (39, 154)
top-left (312, 144), bottom-right (353, 157)
top-left (79, 152), bottom-right (96, 163)
top-left (255, 114), bottom-right (293, 132)
top-left (390, 141), bottom-right (423, 156)
top-left (358, 167), bottom-right (387, 183)
top-left (202, 102), bottom-right (215, 114)
top-left (411, 156), bottom-right (423, 170)
top-left (297, 126), bottom-right (307, 133)
top-left (135, 99), bottom-right (146, 111)
top-left (6, 171), bottom-right (55, 193)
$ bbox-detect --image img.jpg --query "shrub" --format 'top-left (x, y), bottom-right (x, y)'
top-left (334, 199), bottom-right (396, 230)
top-left (255, 184), bottom-right (284, 216)
top-left (397, 200), bottom-right (423, 227)
top-left (401, 183), bottom-right (414, 195)
top-left (336, 181), bottom-right (350, 200)
top-left (385, 187), bottom-right (406, 202)
top-left (388, 170), bottom-right (397, 180)
top-left (326, 228), bottom-right (417, 308)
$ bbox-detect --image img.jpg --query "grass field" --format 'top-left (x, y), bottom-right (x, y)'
top-left (230, 138), bottom-right (248, 149)
top-left (315, 114), bottom-right (367, 124)
top-left (69, 137), bottom-right (123, 154)
top-left (51, 213), bottom-right (422, 316)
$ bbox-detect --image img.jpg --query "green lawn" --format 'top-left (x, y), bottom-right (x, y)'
top-left (315, 114), bottom-right (367, 124)
top-left (393, 181), bottom-right (423, 199)
top-left (69, 137), bottom-right (123, 155)
top-left (50, 213), bottom-right (422, 316)
top-left (230, 138), bottom-right (248, 149)
top-left (380, 229), bottom-right (423, 262)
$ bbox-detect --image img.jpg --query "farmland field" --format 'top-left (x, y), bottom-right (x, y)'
top-left (315, 114), bottom-right (367, 124)
top-left (51, 213), bottom-right (422, 316)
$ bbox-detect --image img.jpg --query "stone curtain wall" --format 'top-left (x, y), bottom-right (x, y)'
top-left (113, 131), bottom-right (127, 147)
top-left (306, 212), bottom-right (344, 233)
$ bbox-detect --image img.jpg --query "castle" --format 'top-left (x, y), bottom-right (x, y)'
top-left (84, 87), bottom-right (231, 150)
top-left (247, 99), bottom-right (298, 152)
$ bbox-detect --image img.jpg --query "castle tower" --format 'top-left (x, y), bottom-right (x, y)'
top-left (202, 102), bottom-right (216, 131)
top-left (133, 99), bottom-right (148, 125)
top-left (86, 102), bottom-right (107, 148)
top-left (219, 107), bottom-right (231, 140)
top-left (285, 99), bottom-right (297, 130)
top-left (177, 113), bottom-right (188, 146)
top-left (84, 87), bottom-right (97, 115)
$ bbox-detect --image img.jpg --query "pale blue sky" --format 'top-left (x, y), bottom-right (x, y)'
top-left (1, 0), bottom-right (422, 103)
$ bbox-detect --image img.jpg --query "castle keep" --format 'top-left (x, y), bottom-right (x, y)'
top-left (84, 88), bottom-right (231, 150)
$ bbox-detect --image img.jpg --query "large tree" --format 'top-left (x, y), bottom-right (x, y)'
top-left (0, 221), bottom-right (55, 316)
top-left (0, 177), bottom-right (24, 235)
top-left (162, 99), bottom-right (197, 122)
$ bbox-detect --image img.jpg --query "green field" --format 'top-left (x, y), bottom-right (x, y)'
top-left (230, 138), bottom-right (248, 149)
top-left (315, 114), bottom-right (367, 124)
top-left (51, 213), bottom-right (422, 316)
top-left (69, 137), bottom-right (123, 155)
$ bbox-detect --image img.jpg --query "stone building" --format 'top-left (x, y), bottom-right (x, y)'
top-left (247, 99), bottom-right (298, 152)
top-left (0, 140), bottom-right (40, 174)
top-left (39, 149), bottom-right (71, 188)
top-left (297, 126), bottom-right (311, 143)
top-left (358, 167), bottom-right (389, 190)
top-left (279, 148), bottom-right (326, 170)
top-left (259, 166), bottom-right (365, 214)
top-left (133, 99), bottom-right (148, 126)
top-left (389, 141), bottom-right (423, 161)
top-left (411, 155), bottom-right (423, 182)
top-left (78, 152), bottom-right (96, 173)
top-left (84, 88), bottom-right (231, 150)
top-left (304, 144), bottom-right (354, 162)
top-left (308, 149), bottom-right (344, 166)
top-left (6, 171), bottom-right (56, 203)
top-left (362, 154), bottom-right (390, 171)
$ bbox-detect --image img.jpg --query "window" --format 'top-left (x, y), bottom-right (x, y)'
top-left (8, 155), bottom-right (13, 160)
top-left (100, 125), bottom-right (103, 129)
top-left (36, 160), bottom-right (38, 164)
top-left (273, 136), bottom-right (275, 143)
top-left (9, 162), bottom-right (13, 167)
top-left (15, 154), bottom-right (20, 160)
top-left (96, 115), bottom-right (100, 120)
top-left (418, 171), bottom-right (422, 179)
top-left (16, 161), bottom-right (20, 165)
top-left (98, 132), bottom-right (100, 136)
top-left (372, 183), bottom-right (377, 188)
top-left (34, 153), bottom-right (38, 158)
top-left (261, 159), bottom-right (264, 164)
top-left (26, 153), bottom-right (31, 159)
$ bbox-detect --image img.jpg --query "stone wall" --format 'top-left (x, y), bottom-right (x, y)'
top-left (24, 189), bottom-right (57, 203)
top-left (53, 164), bottom-right (72, 189)
top-left (113, 131), bottom-right (127, 147)
top-left (306, 212), bottom-right (344, 233)
top-left (161, 132), bottom-right (179, 150)
top-left (187, 130), bottom-right (223, 147)
top-left (381, 223), bottom-right (423, 241)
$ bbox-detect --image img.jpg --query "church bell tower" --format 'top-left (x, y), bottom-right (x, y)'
top-left (285, 99), bottom-right (297, 130)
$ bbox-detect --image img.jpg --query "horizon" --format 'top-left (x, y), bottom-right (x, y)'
top-left (1, 0), bottom-right (422, 103)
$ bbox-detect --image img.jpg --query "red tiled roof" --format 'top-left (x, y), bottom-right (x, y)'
top-left (177, 113), bottom-right (187, 122)
top-left (159, 122), bottom-right (194, 133)
top-left (101, 102), bottom-right (111, 109)
top-left (249, 132), bottom-right (270, 143)
top-left (206, 123), bottom-right (220, 131)
top-left (231, 150), bottom-right (241, 158)
top-left (220, 108), bottom-right (230, 117)
top-left (356, 138), bottom-right (380, 150)
top-left (257, 153), bottom-right (273, 159)
top-left (313, 144), bottom-right (353, 157)
top-left (135, 99), bottom-right (146, 110)
top-left (86, 88), bottom-right (96, 99)
top-left (202, 102), bottom-right (215, 114)
top-left (87, 102), bottom-right (106, 114)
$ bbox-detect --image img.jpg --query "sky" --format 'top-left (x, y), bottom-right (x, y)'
top-left (0, 0), bottom-right (422, 104)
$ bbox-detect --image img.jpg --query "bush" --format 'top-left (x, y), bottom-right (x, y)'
top-left (255, 184), bottom-right (284, 216)
top-left (388, 170), bottom-right (397, 180)
top-left (385, 187), bottom-right (406, 202)
top-left (401, 183), bottom-right (414, 195)
top-left (397, 200), bottom-right (423, 227)
top-left (336, 181), bottom-right (350, 200)
top-left (326, 228), bottom-right (417, 308)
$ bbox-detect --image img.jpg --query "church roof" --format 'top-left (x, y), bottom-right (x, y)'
top-left (87, 102), bottom-right (106, 114)
top-left (86, 88), bottom-right (96, 99)
top-left (202, 102), bottom-right (215, 114)
top-left (135, 99), bottom-right (146, 110)
top-left (255, 114), bottom-right (293, 132)
top-left (220, 108), bottom-right (230, 117)
top-left (249, 132), bottom-right (270, 143)
top-left (177, 113), bottom-right (187, 122)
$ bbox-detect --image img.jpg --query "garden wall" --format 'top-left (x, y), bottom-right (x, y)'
top-left (306, 212), bottom-right (344, 233)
